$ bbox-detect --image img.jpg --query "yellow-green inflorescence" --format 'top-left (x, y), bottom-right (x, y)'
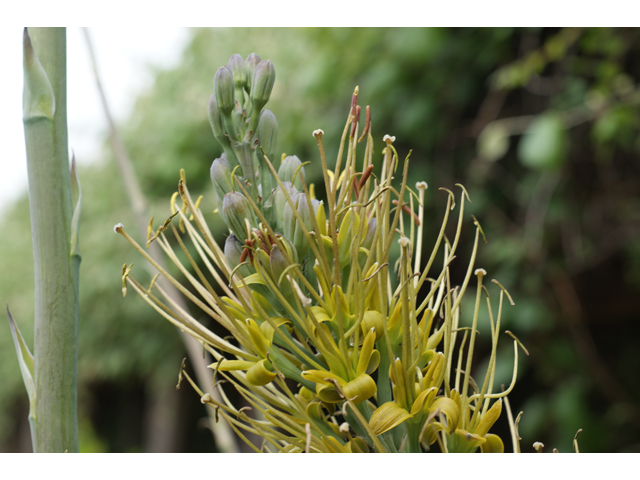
top-left (115, 54), bottom-right (528, 453)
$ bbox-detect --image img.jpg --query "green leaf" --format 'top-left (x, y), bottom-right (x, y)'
top-left (518, 112), bottom-right (567, 170)
top-left (6, 306), bottom-right (36, 421)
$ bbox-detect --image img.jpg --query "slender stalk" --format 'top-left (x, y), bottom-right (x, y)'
top-left (22, 27), bottom-right (79, 453)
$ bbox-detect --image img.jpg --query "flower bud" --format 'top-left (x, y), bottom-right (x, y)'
top-left (278, 155), bottom-right (305, 190)
top-left (208, 95), bottom-right (226, 142)
top-left (221, 192), bottom-right (257, 240)
top-left (244, 53), bottom-right (261, 93)
top-left (269, 244), bottom-right (290, 284)
top-left (283, 192), bottom-right (314, 259)
top-left (362, 217), bottom-right (377, 251)
top-left (210, 155), bottom-right (233, 206)
top-left (227, 54), bottom-right (246, 89)
top-left (224, 234), bottom-right (252, 277)
top-left (250, 60), bottom-right (275, 112)
top-left (257, 110), bottom-right (278, 162)
top-left (214, 66), bottom-right (235, 116)
top-left (272, 182), bottom-right (298, 232)
top-left (224, 234), bottom-right (243, 267)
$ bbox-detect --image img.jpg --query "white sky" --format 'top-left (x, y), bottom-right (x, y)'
top-left (0, 27), bottom-right (189, 210)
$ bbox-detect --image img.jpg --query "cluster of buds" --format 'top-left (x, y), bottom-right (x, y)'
top-left (116, 54), bottom-right (530, 453)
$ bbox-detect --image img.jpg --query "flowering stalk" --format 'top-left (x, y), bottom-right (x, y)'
top-left (117, 54), bottom-right (526, 453)
top-left (13, 27), bottom-right (80, 453)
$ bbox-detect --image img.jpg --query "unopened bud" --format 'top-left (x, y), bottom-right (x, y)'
top-left (227, 54), bottom-right (246, 89)
top-left (278, 155), bottom-right (305, 190)
top-left (272, 182), bottom-right (298, 232)
top-left (210, 156), bottom-right (233, 206)
top-left (214, 66), bottom-right (235, 115)
top-left (269, 244), bottom-right (290, 284)
top-left (221, 192), bottom-right (256, 240)
top-left (257, 110), bottom-right (278, 162)
top-left (244, 53), bottom-right (261, 93)
top-left (362, 218), bottom-right (377, 250)
top-left (283, 192), bottom-right (314, 259)
top-left (208, 95), bottom-right (226, 141)
top-left (225, 234), bottom-right (252, 276)
top-left (250, 60), bottom-right (275, 112)
top-left (224, 234), bottom-right (244, 267)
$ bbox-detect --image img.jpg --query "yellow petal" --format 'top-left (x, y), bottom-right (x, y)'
top-left (480, 433), bottom-right (504, 453)
top-left (342, 374), bottom-right (377, 404)
top-left (369, 401), bottom-right (413, 436)
top-left (316, 202), bottom-right (327, 236)
top-left (316, 384), bottom-right (342, 403)
top-left (209, 360), bottom-right (254, 371)
top-left (246, 318), bottom-right (269, 358)
top-left (429, 397), bottom-right (460, 434)
top-left (245, 359), bottom-right (276, 386)
top-left (365, 350), bottom-right (380, 375)
top-left (356, 329), bottom-right (376, 376)
top-left (301, 369), bottom-right (344, 386)
top-left (410, 387), bottom-right (435, 416)
top-left (474, 399), bottom-right (502, 437)
top-left (446, 429), bottom-right (486, 453)
top-left (346, 438), bottom-right (369, 453)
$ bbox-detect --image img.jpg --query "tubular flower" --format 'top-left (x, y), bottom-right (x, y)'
top-left (116, 54), bottom-right (527, 453)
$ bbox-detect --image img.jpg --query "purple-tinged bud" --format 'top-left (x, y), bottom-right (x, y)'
top-left (208, 95), bottom-right (226, 142)
top-left (278, 155), bottom-right (305, 190)
top-left (214, 66), bottom-right (235, 116)
top-left (224, 234), bottom-right (252, 277)
top-left (272, 182), bottom-right (298, 232)
top-left (244, 53), bottom-right (261, 93)
top-left (250, 60), bottom-right (275, 112)
top-left (210, 156), bottom-right (233, 206)
top-left (221, 192), bottom-right (257, 240)
top-left (227, 54), bottom-right (246, 89)
top-left (283, 192), bottom-right (314, 259)
top-left (362, 218), bottom-right (377, 250)
top-left (269, 244), bottom-right (290, 284)
top-left (224, 234), bottom-right (244, 267)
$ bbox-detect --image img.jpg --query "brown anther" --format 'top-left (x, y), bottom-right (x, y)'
top-left (392, 200), bottom-right (421, 226)
top-left (254, 229), bottom-right (270, 253)
top-left (358, 106), bottom-right (371, 143)
top-left (358, 164), bottom-right (374, 191)
top-left (350, 105), bottom-right (361, 138)
top-left (352, 177), bottom-right (360, 197)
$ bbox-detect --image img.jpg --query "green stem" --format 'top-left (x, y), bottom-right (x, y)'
top-left (405, 421), bottom-right (422, 453)
top-left (22, 27), bottom-right (79, 453)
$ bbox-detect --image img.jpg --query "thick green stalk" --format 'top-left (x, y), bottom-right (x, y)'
top-left (22, 27), bottom-right (79, 453)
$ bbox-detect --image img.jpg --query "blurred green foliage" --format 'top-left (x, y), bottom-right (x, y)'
top-left (2, 27), bottom-right (640, 452)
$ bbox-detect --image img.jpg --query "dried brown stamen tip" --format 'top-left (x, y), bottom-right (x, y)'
top-left (352, 177), bottom-right (360, 197)
top-left (392, 199), bottom-right (421, 226)
top-left (358, 106), bottom-right (371, 143)
top-left (350, 105), bottom-right (361, 138)
top-left (358, 164), bottom-right (374, 191)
